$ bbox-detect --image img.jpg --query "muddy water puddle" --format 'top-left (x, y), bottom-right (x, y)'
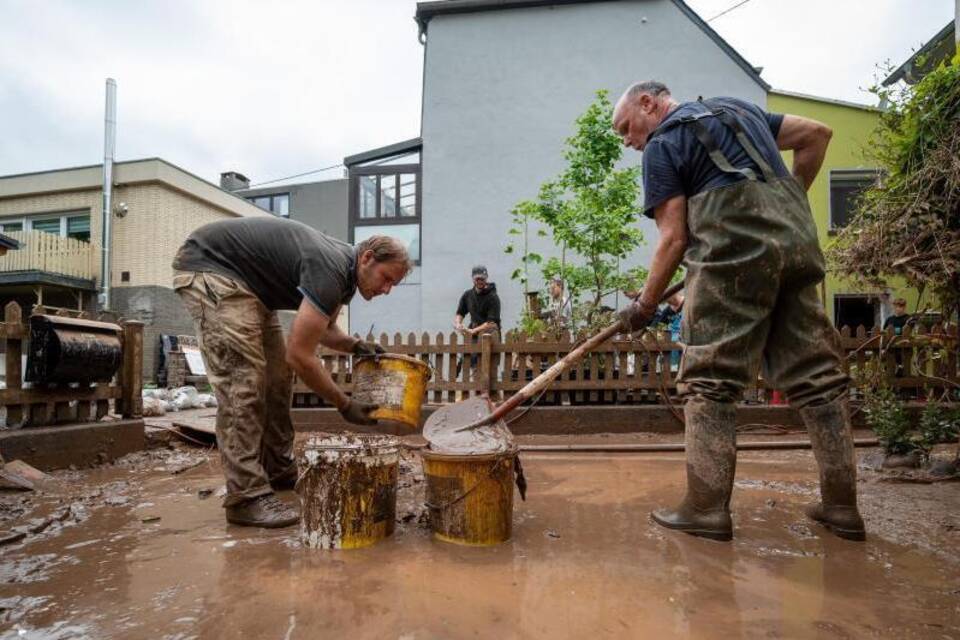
top-left (1, 446), bottom-right (958, 639)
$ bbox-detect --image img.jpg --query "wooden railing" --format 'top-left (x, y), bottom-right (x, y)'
top-left (0, 303), bottom-right (143, 427)
top-left (293, 324), bottom-right (959, 407)
top-left (0, 230), bottom-right (96, 280)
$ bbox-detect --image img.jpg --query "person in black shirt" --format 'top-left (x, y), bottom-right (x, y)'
top-left (883, 298), bottom-right (913, 335)
top-left (453, 265), bottom-right (501, 370)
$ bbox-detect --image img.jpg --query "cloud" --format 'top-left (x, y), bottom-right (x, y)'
top-left (0, 0), bottom-right (424, 183)
top-left (0, 0), bottom-right (953, 184)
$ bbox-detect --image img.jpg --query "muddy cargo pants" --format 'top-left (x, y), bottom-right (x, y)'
top-left (174, 271), bottom-right (295, 507)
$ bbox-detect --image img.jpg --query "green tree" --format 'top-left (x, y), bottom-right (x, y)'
top-left (505, 90), bottom-right (646, 332)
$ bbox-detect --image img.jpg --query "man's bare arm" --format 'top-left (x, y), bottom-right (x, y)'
top-left (286, 299), bottom-right (350, 410)
top-left (639, 195), bottom-right (688, 310)
top-left (776, 114), bottom-right (832, 191)
top-left (317, 305), bottom-right (359, 353)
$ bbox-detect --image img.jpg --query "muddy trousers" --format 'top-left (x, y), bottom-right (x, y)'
top-left (174, 272), bottom-right (295, 507)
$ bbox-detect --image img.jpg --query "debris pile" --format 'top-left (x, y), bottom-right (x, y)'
top-left (142, 386), bottom-right (217, 416)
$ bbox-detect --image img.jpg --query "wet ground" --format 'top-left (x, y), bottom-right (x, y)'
top-left (1, 428), bottom-right (959, 639)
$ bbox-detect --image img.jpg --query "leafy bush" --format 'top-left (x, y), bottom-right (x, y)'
top-left (918, 400), bottom-right (960, 450)
top-left (863, 384), bottom-right (917, 455)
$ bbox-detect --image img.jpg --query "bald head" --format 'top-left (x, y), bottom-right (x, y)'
top-left (613, 80), bottom-right (677, 151)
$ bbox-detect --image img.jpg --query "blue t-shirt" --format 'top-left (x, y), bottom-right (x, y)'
top-left (641, 97), bottom-right (788, 217)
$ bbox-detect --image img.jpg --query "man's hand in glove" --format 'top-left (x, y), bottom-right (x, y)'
top-left (618, 297), bottom-right (659, 333)
top-left (339, 399), bottom-right (379, 425)
top-left (352, 339), bottom-right (385, 357)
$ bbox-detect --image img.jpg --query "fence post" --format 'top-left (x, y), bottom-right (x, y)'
top-left (119, 320), bottom-right (144, 418)
top-left (4, 302), bottom-right (23, 427)
top-left (480, 332), bottom-right (492, 397)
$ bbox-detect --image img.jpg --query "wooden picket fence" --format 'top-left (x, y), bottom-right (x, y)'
top-left (293, 323), bottom-right (959, 408)
top-left (0, 302), bottom-right (144, 428)
top-left (0, 230), bottom-right (96, 280)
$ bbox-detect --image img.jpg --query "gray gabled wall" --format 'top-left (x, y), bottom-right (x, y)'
top-left (350, 0), bottom-right (766, 336)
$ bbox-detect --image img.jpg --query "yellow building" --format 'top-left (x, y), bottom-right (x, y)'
top-left (0, 158), bottom-right (272, 379)
top-left (768, 90), bottom-right (923, 330)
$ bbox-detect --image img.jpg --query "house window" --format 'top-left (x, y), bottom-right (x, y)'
top-left (354, 224), bottom-right (421, 262)
top-left (350, 165), bottom-right (421, 264)
top-left (0, 211), bottom-right (91, 241)
top-left (67, 216), bottom-right (91, 242)
top-left (32, 218), bottom-right (62, 235)
top-left (829, 170), bottom-right (879, 230)
top-left (247, 193), bottom-right (291, 217)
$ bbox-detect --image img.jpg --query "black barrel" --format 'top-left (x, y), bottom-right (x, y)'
top-left (26, 315), bottom-right (123, 384)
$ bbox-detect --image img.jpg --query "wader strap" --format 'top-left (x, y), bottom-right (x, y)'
top-left (714, 110), bottom-right (778, 183)
top-left (689, 119), bottom-right (759, 182)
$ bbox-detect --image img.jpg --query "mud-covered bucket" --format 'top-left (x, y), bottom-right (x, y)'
top-left (421, 446), bottom-right (520, 546)
top-left (351, 354), bottom-right (431, 429)
top-left (296, 434), bottom-right (400, 549)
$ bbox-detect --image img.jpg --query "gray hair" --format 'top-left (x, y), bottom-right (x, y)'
top-left (624, 81), bottom-right (671, 101)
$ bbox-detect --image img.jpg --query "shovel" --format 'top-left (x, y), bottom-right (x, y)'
top-left (427, 281), bottom-right (684, 436)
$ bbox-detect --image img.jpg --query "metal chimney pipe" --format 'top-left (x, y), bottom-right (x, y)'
top-left (100, 78), bottom-right (117, 310)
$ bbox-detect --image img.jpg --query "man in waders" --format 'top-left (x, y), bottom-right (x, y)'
top-left (173, 217), bottom-right (411, 528)
top-left (614, 81), bottom-right (864, 542)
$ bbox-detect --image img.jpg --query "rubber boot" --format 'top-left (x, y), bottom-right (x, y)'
top-left (226, 493), bottom-right (299, 528)
top-left (651, 396), bottom-right (737, 541)
top-left (800, 396), bottom-right (865, 541)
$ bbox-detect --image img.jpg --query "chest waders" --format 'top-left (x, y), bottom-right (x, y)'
top-left (648, 107), bottom-right (865, 541)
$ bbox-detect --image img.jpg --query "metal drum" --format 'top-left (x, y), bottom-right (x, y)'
top-left (26, 315), bottom-right (122, 384)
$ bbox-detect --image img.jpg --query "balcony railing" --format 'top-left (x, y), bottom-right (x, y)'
top-left (0, 230), bottom-right (96, 281)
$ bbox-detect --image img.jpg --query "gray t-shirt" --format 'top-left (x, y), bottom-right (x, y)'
top-left (173, 217), bottom-right (356, 314)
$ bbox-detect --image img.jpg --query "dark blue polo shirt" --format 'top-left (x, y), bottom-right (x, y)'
top-left (641, 97), bottom-right (788, 217)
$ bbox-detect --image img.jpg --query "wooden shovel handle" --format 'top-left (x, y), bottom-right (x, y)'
top-left (457, 280), bottom-right (684, 432)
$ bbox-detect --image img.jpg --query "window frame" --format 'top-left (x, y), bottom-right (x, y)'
top-left (828, 169), bottom-right (881, 233)
top-left (349, 163), bottom-right (421, 265)
top-left (0, 210), bottom-right (92, 241)
top-left (246, 192), bottom-right (291, 217)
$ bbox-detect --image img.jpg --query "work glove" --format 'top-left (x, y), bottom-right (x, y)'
top-left (352, 339), bottom-right (385, 357)
top-left (339, 399), bottom-right (379, 425)
top-left (617, 297), bottom-right (659, 333)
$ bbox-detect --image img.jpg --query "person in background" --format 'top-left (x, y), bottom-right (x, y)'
top-left (453, 266), bottom-right (501, 371)
top-left (654, 291), bottom-right (685, 370)
top-left (883, 298), bottom-right (913, 335)
top-left (541, 277), bottom-right (572, 330)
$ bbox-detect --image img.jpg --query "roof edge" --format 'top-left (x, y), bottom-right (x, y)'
top-left (769, 89), bottom-right (883, 112)
top-left (882, 21), bottom-right (955, 86)
top-left (670, 0), bottom-right (769, 91)
top-left (413, 0), bottom-right (769, 92)
top-left (344, 138), bottom-right (423, 167)
top-left (0, 157), bottom-right (269, 218)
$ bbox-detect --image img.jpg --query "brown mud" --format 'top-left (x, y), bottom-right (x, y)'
top-left (1, 435), bottom-right (958, 639)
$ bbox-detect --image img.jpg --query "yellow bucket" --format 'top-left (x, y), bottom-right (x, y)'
top-left (352, 354), bottom-right (432, 429)
top-left (421, 447), bottom-right (518, 546)
top-left (296, 434), bottom-right (400, 550)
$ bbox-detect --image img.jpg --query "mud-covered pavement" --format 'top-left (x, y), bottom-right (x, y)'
top-left (1, 431), bottom-right (958, 639)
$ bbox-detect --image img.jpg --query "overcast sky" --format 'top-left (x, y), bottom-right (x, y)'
top-left (0, 0), bottom-right (953, 186)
